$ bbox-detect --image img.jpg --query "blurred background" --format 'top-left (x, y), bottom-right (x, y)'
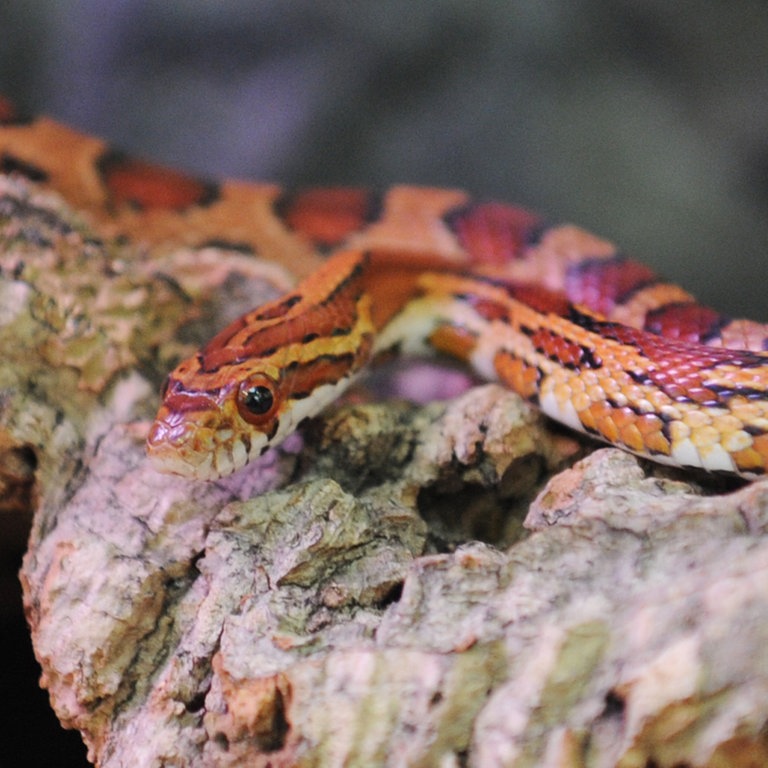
top-left (1, 2), bottom-right (766, 765)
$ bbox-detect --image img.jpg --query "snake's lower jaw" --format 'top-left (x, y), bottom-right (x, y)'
top-left (146, 415), bottom-right (260, 480)
top-left (146, 418), bottom-right (216, 479)
top-left (146, 418), bottom-right (202, 477)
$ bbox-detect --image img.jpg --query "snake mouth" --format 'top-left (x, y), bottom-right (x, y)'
top-left (146, 386), bottom-right (231, 478)
top-left (146, 412), bottom-right (261, 480)
top-left (146, 416), bottom-right (208, 477)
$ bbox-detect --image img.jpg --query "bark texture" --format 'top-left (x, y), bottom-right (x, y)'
top-left (4, 173), bottom-right (768, 767)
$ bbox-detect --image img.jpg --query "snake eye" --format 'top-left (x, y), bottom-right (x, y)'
top-left (242, 385), bottom-right (273, 415)
top-left (236, 375), bottom-right (279, 424)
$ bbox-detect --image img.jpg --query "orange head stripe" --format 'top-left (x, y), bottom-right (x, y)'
top-left (198, 249), bottom-right (369, 371)
top-left (282, 342), bottom-right (374, 400)
top-left (201, 313), bottom-right (252, 357)
top-left (252, 294), bottom-right (301, 321)
top-left (197, 293), bottom-right (305, 363)
top-left (199, 298), bottom-right (364, 372)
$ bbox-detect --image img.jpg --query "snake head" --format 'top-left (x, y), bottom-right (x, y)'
top-left (146, 349), bottom-right (366, 479)
top-left (147, 252), bottom-right (375, 479)
top-left (147, 358), bottom-right (282, 479)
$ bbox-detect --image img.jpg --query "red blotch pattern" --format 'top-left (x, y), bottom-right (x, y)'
top-left (275, 188), bottom-right (378, 249)
top-left (443, 202), bottom-right (542, 267)
top-left (603, 322), bottom-right (764, 404)
top-left (97, 151), bottom-right (218, 211)
top-left (644, 303), bottom-right (724, 344)
top-left (531, 328), bottom-right (586, 368)
top-left (508, 284), bottom-right (572, 316)
top-left (494, 351), bottom-right (540, 400)
top-left (565, 257), bottom-right (657, 314)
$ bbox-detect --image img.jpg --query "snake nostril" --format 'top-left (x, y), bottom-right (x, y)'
top-left (146, 421), bottom-right (164, 449)
top-left (147, 416), bottom-right (193, 450)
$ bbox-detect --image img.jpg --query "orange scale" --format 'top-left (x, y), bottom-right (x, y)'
top-left (608, 405), bottom-right (636, 430)
top-left (635, 414), bottom-right (670, 453)
top-left (714, 413), bottom-right (747, 434)
top-left (494, 353), bottom-right (540, 400)
top-left (682, 408), bottom-right (711, 429)
top-left (642, 429), bottom-right (671, 456)
top-left (614, 381), bottom-right (641, 402)
top-left (589, 402), bottom-right (620, 442)
top-left (586, 385), bottom-right (613, 407)
top-left (658, 381), bottom-right (686, 401)
top-left (578, 406), bottom-right (597, 432)
top-left (553, 381), bottom-right (576, 405)
top-left (691, 425), bottom-right (721, 449)
top-left (682, 386), bottom-right (718, 405)
top-left (618, 422), bottom-right (646, 453)
top-left (749, 433), bottom-right (768, 467)
top-left (571, 390), bottom-right (592, 412)
top-left (635, 413), bottom-right (662, 434)
top-left (730, 446), bottom-right (765, 474)
top-left (566, 375), bottom-right (587, 393)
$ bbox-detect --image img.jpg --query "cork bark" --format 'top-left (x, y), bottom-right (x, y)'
top-left (4, 172), bottom-right (768, 767)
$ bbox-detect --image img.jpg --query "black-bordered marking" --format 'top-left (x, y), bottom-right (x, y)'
top-left (564, 255), bottom-right (658, 314)
top-left (274, 187), bottom-right (383, 251)
top-left (442, 201), bottom-right (545, 266)
top-left (96, 149), bottom-right (219, 212)
top-left (1, 152), bottom-right (49, 183)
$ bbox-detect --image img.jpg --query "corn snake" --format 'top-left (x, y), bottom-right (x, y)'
top-left (2, 97), bottom-right (768, 481)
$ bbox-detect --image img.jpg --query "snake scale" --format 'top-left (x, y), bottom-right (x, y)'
top-left (2, 96), bottom-right (767, 481)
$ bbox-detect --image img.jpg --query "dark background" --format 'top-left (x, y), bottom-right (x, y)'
top-left (1, 3), bottom-right (766, 765)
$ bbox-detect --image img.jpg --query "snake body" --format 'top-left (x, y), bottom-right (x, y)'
top-left (2, 96), bottom-right (768, 480)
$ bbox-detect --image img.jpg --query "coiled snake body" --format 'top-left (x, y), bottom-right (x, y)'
top-left (2, 97), bottom-right (767, 480)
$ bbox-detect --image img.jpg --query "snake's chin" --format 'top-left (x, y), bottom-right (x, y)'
top-left (146, 421), bottom-right (218, 480)
top-left (147, 451), bottom-right (200, 478)
top-left (146, 415), bottom-right (262, 480)
top-left (147, 445), bottom-right (240, 481)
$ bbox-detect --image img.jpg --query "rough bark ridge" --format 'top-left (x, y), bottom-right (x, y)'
top-left (4, 173), bottom-right (768, 767)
